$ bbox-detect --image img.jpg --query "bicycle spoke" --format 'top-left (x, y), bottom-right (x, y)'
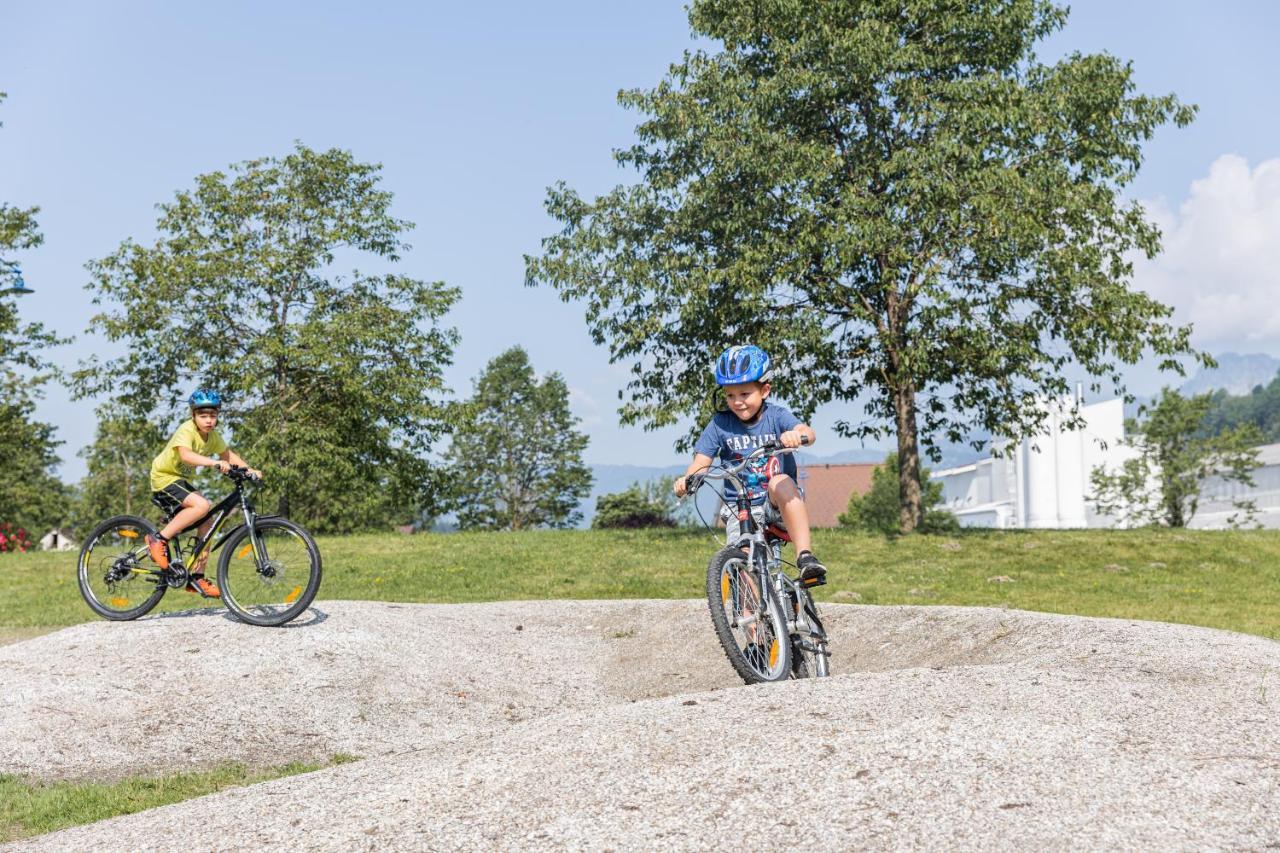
top-left (218, 517), bottom-right (321, 626)
top-left (78, 517), bottom-right (167, 621)
top-left (717, 555), bottom-right (783, 679)
top-left (222, 527), bottom-right (307, 616)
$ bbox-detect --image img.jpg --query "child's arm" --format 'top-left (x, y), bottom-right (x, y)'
top-left (780, 424), bottom-right (816, 448)
top-left (673, 453), bottom-right (715, 497)
top-left (222, 448), bottom-right (262, 479)
top-left (178, 446), bottom-right (231, 473)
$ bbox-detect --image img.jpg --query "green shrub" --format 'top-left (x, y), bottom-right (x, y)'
top-left (593, 482), bottom-right (677, 529)
top-left (839, 452), bottom-right (958, 535)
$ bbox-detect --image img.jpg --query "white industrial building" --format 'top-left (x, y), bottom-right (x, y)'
top-left (932, 397), bottom-right (1280, 529)
top-left (931, 396), bottom-right (1136, 529)
top-left (1192, 442), bottom-right (1280, 529)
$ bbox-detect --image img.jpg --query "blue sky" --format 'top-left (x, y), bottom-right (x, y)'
top-left (3, 1), bottom-right (1278, 479)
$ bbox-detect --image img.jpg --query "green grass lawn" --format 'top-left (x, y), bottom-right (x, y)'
top-left (0, 756), bottom-right (358, 843)
top-left (3, 527), bottom-right (1278, 640)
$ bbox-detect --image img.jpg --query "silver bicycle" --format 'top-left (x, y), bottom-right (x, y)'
top-left (685, 440), bottom-right (830, 684)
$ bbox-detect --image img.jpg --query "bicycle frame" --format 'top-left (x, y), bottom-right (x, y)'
top-left (118, 474), bottom-right (265, 584)
top-left (690, 442), bottom-right (830, 676)
top-left (167, 481), bottom-right (262, 574)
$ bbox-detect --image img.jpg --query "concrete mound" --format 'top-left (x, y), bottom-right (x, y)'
top-left (3, 600), bottom-right (1278, 850)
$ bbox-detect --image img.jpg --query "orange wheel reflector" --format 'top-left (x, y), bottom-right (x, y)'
top-left (721, 572), bottom-right (731, 604)
top-left (284, 586), bottom-right (302, 604)
top-left (110, 597), bottom-right (130, 607)
top-left (769, 639), bottom-right (779, 668)
top-left (237, 544), bottom-right (253, 559)
top-left (118, 529), bottom-right (139, 539)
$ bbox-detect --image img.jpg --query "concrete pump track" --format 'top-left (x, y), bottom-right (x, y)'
top-left (2, 600), bottom-right (1278, 851)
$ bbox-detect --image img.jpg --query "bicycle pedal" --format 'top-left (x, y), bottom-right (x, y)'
top-left (800, 576), bottom-right (827, 588)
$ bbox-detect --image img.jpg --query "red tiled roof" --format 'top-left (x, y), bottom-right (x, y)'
top-left (799, 463), bottom-right (878, 528)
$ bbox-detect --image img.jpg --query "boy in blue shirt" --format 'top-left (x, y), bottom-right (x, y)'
top-left (673, 345), bottom-right (827, 585)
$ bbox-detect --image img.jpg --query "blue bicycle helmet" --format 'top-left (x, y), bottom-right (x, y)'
top-left (714, 345), bottom-right (772, 386)
top-left (188, 388), bottom-right (222, 410)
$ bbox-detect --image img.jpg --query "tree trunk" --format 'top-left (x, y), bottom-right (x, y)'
top-left (118, 452), bottom-right (132, 515)
top-left (277, 493), bottom-right (290, 519)
top-left (893, 382), bottom-right (924, 534)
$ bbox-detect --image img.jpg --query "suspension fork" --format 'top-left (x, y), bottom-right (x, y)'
top-left (240, 494), bottom-right (265, 569)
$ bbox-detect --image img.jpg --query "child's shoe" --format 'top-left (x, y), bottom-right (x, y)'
top-left (797, 551), bottom-right (827, 586)
top-left (186, 573), bottom-right (221, 598)
top-left (145, 534), bottom-right (170, 569)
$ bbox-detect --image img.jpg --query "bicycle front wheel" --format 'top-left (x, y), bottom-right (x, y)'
top-left (77, 515), bottom-right (167, 621)
top-left (217, 517), bottom-right (321, 627)
top-left (706, 546), bottom-right (791, 684)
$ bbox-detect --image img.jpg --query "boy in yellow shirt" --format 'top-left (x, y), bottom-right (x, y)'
top-left (146, 389), bottom-right (261, 597)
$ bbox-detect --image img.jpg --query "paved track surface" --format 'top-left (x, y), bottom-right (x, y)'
top-left (3, 600), bottom-right (1278, 850)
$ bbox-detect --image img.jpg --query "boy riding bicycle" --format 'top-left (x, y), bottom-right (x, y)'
top-left (145, 389), bottom-right (261, 597)
top-left (673, 345), bottom-right (827, 586)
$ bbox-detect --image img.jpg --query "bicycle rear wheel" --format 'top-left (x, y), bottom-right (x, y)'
top-left (706, 546), bottom-right (791, 684)
top-left (217, 517), bottom-right (321, 626)
top-left (77, 515), bottom-right (167, 621)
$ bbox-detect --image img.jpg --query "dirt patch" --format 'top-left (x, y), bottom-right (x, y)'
top-left (4, 600), bottom-right (1279, 850)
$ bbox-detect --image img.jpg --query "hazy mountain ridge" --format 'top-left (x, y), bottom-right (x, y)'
top-left (1179, 352), bottom-right (1280, 396)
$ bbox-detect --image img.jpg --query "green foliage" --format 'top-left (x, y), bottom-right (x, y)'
top-left (73, 144), bottom-right (459, 534)
top-left (526, 0), bottom-right (1200, 532)
top-left (70, 409), bottom-right (166, 534)
top-left (593, 479), bottom-right (679, 529)
top-left (1090, 388), bottom-right (1262, 528)
top-left (1201, 369), bottom-right (1280, 443)
top-left (0, 401), bottom-right (70, 535)
top-left (449, 346), bottom-right (593, 530)
top-left (1, 757), bottom-right (353, 842)
top-left (0, 93), bottom-right (71, 534)
top-left (839, 452), bottom-right (957, 535)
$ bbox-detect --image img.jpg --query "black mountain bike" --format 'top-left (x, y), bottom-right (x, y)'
top-left (684, 439), bottom-right (831, 684)
top-left (77, 466), bottom-right (322, 627)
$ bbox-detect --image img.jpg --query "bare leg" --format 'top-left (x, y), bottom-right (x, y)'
top-left (159, 494), bottom-right (212, 542)
top-left (768, 475), bottom-right (812, 554)
top-left (159, 494), bottom-right (212, 570)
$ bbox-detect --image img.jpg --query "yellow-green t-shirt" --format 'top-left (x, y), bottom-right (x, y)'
top-left (150, 419), bottom-right (228, 492)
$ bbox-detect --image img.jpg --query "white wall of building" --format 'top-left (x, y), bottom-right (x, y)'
top-left (1190, 442), bottom-right (1280, 529)
top-left (934, 398), bottom-right (1279, 530)
top-left (934, 396), bottom-right (1135, 530)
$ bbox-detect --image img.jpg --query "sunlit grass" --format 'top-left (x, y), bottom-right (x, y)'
top-left (0, 755), bottom-right (359, 843)
top-left (3, 527), bottom-right (1278, 640)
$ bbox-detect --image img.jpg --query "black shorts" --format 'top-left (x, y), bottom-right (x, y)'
top-left (151, 480), bottom-right (198, 520)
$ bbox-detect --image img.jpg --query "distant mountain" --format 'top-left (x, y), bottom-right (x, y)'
top-left (1180, 352), bottom-right (1280, 397)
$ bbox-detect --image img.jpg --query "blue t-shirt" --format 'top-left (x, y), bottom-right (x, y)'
top-left (694, 401), bottom-right (801, 504)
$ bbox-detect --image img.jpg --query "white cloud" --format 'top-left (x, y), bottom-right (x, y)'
top-left (1133, 154), bottom-right (1280, 354)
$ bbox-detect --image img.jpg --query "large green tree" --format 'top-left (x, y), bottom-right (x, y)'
top-left (0, 92), bottom-right (69, 534)
top-left (1090, 388), bottom-right (1262, 528)
top-left (74, 144), bottom-right (460, 533)
top-left (526, 0), bottom-right (1200, 533)
top-left (70, 409), bottom-right (166, 533)
top-left (449, 346), bottom-right (593, 530)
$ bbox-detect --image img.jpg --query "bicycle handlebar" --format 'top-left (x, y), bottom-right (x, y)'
top-left (683, 434), bottom-right (810, 495)
top-left (225, 465), bottom-right (262, 484)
